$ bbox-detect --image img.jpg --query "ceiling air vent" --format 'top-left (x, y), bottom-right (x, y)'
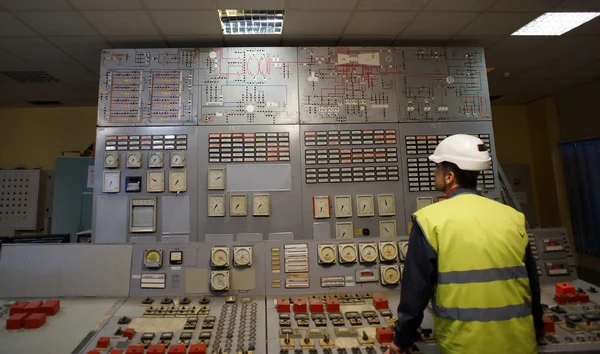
top-left (218, 10), bottom-right (284, 35)
top-left (1, 71), bottom-right (59, 83)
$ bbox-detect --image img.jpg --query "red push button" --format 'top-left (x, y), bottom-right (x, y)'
top-left (189, 343), bottom-right (207, 354)
top-left (277, 299), bottom-right (291, 313)
top-left (125, 346), bottom-right (145, 354)
top-left (10, 302), bottom-right (29, 315)
top-left (109, 350), bottom-right (123, 354)
top-left (167, 345), bottom-right (187, 354)
top-left (6, 313), bottom-right (29, 330)
top-left (97, 337), bottom-right (110, 349)
top-left (40, 300), bottom-right (60, 316)
top-left (376, 327), bottom-right (394, 344)
top-left (543, 315), bottom-right (555, 334)
top-left (566, 294), bottom-right (578, 303)
top-left (373, 295), bottom-right (389, 310)
top-left (555, 282), bottom-right (575, 295)
top-left (553, 294), bottom-right (567, 304)
top-left (24, 313), bottom-right (46, 329)
top-left (577, 292), bottom-right (590, 303)
top-left (123, 328), bottom-right (136, 339)
top-left (147, 344), bottom-right (166, 354)
top-left (87, 351), bottom-right (101, 354)
top-left (23, 301), bottom-right (43, 314)
top-left (294, 298), bottom-right (307, 313)
top-left (309, 298), bottom-right (324, 313)
top-left (326, 298), bottom-right (340, 312)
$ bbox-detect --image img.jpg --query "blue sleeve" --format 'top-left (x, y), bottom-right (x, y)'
top-left (393, 219), bottom-right (438, 348)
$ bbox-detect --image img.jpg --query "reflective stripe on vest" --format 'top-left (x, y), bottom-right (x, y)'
top-left (438, 265), bottom-right (528, 284)
top-left (432, 301), bottom-right (532, 322)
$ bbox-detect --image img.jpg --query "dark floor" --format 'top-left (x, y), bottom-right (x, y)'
top-left (578, 267), bottom-right (600, 287)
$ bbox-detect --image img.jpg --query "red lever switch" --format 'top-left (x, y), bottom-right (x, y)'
top-left (294, 298), bottom-right (307, 313)
top-left (189, 343), bottom-right (207, 354)
top-left (110, 351), bottom-right (123, 354)
top-left (147, 345), bottom-right (166, 354)
top-left (97, 337), bottom-right (111, 349)
top-left (373, 295), bottom-right (389, 310)
top-left (10, 302), bottom-right (29, 315)
top-left (309, 298), bottom-right (324, 313)
top-left (543, 315), bottom-right (555, 334)
top-left (123, 328), bottom-right (136, 340)
top-left (167, 344), bottom-right (187, 354)
top-left (277, 299), bottom-right (291, 313)
top-left (326, 298), bottom-right (340, 312)
top-left (24, 313), bottom-right (46, 329)
top-left (6, 313), bottom-right (29, 330)
top-left (40, 300), bottom-right (60, 316)
top-left (23, 301), bottom-right (43, 314)
top-left (125, 346), bottom-right (145, 354)
top-left (376, 328), bottom-right (394, 344)
top-left (555, 283), bottom-right (575, 295)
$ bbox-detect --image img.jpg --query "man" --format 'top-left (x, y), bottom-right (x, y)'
top-left (388, 134), bottom-right (544, 354)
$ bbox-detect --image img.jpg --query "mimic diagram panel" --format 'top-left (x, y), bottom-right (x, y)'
top-left (398, 121), bottom-right (500, 231)
top-left (92, 127), bottom-right (198, 243)
top-left (395, 47), bottom-right (491, 122)
top-left (198, 47), bottom-right (299, 125)
top-left (0, 170), bottom-right (42, 231)
top-left (300, 124), bottom-right (406, 240)
top-left (97, 48), bottom-right (198, 126)
top-left (197, 125), bottom-right (303, 241)
top-left (298, 47), bottom-right (398, 124)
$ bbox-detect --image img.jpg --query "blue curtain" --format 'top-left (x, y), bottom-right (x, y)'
top-left (559, 138), bottom-right (600, 256)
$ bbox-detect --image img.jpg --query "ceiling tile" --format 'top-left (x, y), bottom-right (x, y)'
top-left (394, 36), bottom-right (450, 46)
top-left (287, 0), bottom-right (358, 10)
top-left (425, 0), bottom-right (495, 11)
top-left (45, 65), bottom-right (98, 83)
top-left (0, 0), bottom-right (72, 11)
top-left (459, 12), bottom-right (541, 36)
top-left (283, 10), bottom-right (351, 35)
top-left (402, 12), bottom-right (478, 36)
top-left (564, 17), bottom-right (600, 36)
top-left (447, 35), bottom-right (504, 48)
top-left (69, 0), bottom-right (143, 10)
top-left (0, 48), bottom-right (37, 71)
top-left (356, 0), bottom-right (428, 11)
top-left (484, 36), bottom-right (552, 67)
top-left (83, 11), bottom-right (159, 36)
top-left (511, 36), bottom-right (590, 68)
top-left (15, 11), bottom-right (98, 36)
top-left (216, 0), bottom-right (285, 9)
top-left (338, 35), bottom-right (395, 46)
top-left (0, 13), bottom-right (38, 37)
top-left (556, 65), bottom-right (600, 79)
top-left (223, 35), bottom-right (282, 46)
top-left (150, 11), bottom-right (221, 36)
top-left (281, 35), bottom-right (339, 46)
top-left (345, 11), bottom-right (416, 35)
top-left (143, 0), bottom-right (215, 10)
top-left (48, 36), bottom-right (110, 72)
top-left (106, 36), bottom-right (167, 48)
top-left (489, 0), bottom-right (563, 12)
top-left (165, 36), bottom-right (223, 48)
top-left (553, 0), bottom-right (600, 11)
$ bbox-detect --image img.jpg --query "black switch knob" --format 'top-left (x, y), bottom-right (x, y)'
top-left (362, 228), bottom-right (370, 236)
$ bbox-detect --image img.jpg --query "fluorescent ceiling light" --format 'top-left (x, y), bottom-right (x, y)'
top-left (218, 10), bottom-right (284, 35)
top-left (512, 12), bottom-right (600, 36)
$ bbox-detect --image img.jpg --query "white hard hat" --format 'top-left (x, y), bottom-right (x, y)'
top-left (428, 134), bottom-right (491, 171)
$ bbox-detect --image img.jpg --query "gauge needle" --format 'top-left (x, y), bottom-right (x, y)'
top-left (385, 200), bottom-right (388, 206)
top-left (384, 227), bottom-right (389, 232)
top-left (320, 207), bottom-right (323, 212)
top-left (342, 232), bottom-right (346, 237)
top-left (216, 176), bottom-right (221, 180)
top-left (235, 204), bottom-right (239, 209)
top-left (213, 204), bottom-right (218, 210)
top-left (109, 181), bottom-right (112, 187)
top-left (175, 180), bottom-right (179, 185)
top-left (152, 178), bottom-right (157, 182)
top-left (341, 205), bottom-right (344, 210)
top-left (258, 204), bottom-right (262, 209)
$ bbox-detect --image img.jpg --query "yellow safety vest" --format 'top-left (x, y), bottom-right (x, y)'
top-left (414, 193), bottom-right (536, 354)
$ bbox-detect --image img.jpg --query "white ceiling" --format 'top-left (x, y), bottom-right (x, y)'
top-left (0, 0), bottom-right (599, 106)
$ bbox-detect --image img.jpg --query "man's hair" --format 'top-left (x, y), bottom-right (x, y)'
top-left (440, 161), bottom-right (480, 189)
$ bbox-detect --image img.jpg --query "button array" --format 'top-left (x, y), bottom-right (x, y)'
top-left (304, 129), bottom-right (397, 147)
top-left (305, 166), bottom-right (399, 184)
top-left (0, 172), bottom-right (33, 223)
top-left (208, 132), bottom-right (290, 163)
top-left (305, 147), bottom-right (398, 165)
top-left (105, 134), bottom-right (188, 151)
top-left (405, 134), bottom-right (490, 155)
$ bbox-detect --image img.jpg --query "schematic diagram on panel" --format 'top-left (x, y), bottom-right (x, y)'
top-left (198, 47), bottom-right (299, 125)
top-left (97, 49), bottom-right (198, 126)
top-left (298, 47), bottom-right (399, 124)
top-left (395, 47), bottom-right (491, 122)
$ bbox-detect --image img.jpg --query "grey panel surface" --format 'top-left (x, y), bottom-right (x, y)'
top-left (97, 48), bottom-right (198, 126)
top-left (198, 47), bottom-right (299, 125)
top-left (161, 195), bottom-right (191, 234)
top-left (130, 236), bottom-right (157, 243)
top-left (298, 47), bottom-right (399, 124)
top-left (503, 164), bottom-right (538, 228)
top-left (0, 245), bottom-right (62, 298)
top-left (197, 125), bottom-right (303, 241)
top-left (313, 222), bottom-right (331, 240)
top-left (226, 164), bottom-right (292, 191)
top-left (92, 126), bottom-right (199, 242)
top-left (268, 232), bottom-right (294, 241)
top-left (61, 245), bottom-right (132, 297)
top-left (300, 124), bottom-right (407, 239)
top-left (237, 233), bottom-right (263, 242)
top-left (184, 268), bottom-right (209, 294)
top-left (0, 169), bottom-right (42, 230)
top-left (94, 196), bottom-right (127, 243)
top-left (265, 237), bottom-right (404, 296)
top-left (162, 235), bottom-right (190, 243)
top-left (398, 121), bottom-right (501, 227)
top-left (395, 47), bottom-right (492, 122)
top-left (231, 268), bottom-right (256, 290)
top-left (206, 234), bottom-right (234, 243)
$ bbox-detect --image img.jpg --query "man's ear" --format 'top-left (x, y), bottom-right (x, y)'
top-left (445, 171), bottom-right (455, 184)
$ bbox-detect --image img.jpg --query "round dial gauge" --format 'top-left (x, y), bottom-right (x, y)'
top-left (384, 267), bottom-right (400, 284)
top-left (171, 152), bottom-right (185, 167)
top-left (145, 250), bottom-right (161, 263)
top-left (211, 249), bottom-right (229, 267)
top-left (318, 246), bottom-right (336, 264)
top-left (381, 243), bottom-right (398, 261)
top-left (340, 245), bottom-right (357, 263)
top-left (149, 153), bottom-right (163, 167)
top-left (360, 244), bottom-right (378, 263)
top-left (234, 248), bottom-right (251, 266)
top-left (105, 154), bottom-right (116, 166)
top-left (211, 272), bottom-right (229, 291)
top-left (128, 154), bottom-right (139, 165)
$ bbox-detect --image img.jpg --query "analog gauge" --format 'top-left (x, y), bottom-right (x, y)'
top-left (356, 195), bottom-right (375, 217)
top-left (210, 271), bottom-right (230, 291)
top-left (104, 152), bottom-right (119, 168)
top-left (334, 195), bottom-right (353, 218)
top-left (379, 220), bottom-right (397, 238)
top-left (379, 242), bottom-right (398, 262)
top-left (143, 249), bottom-right (163, 269)
top-left (252, 194), bottom-right (270, 216)
top-left (381, 265), bottom-right (401, 285)
top-left (102, 171), bottom-right (120, 193)
top-left (208, 168), bottom-right (226, 190)
top-left (234, 247), bottom-right (253, 267)
top-left (312, 196), bottom-right (331, 219)
top-left (126, 152), bottom-right (142, 168)
top-left (399, 242), bottom-right (409, 261)
top-left (148, 152), bottom-right (163, 168)
top-left (359, 243), bottom-right (378, 263)
top-left (335, 222), bottom-right (353, 240)
top-left (229, 194), bottom-right (248, 216)
top-left (208, 195), bottom-right (225, 217)
top-left (211, 247), bottom-right (230, 267)
top-left (147, 171), bottom-right (165, 193)
top-left (169, 170), bottom-right (187, 192)
top-left (338, 243), bottom-right (357, 264)
top-left (170, 152), bottom-right (186, 167)
top-left (377, 194), bottom-right (396, 216)
top-left (317, 244), bottom-right (336, 265)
